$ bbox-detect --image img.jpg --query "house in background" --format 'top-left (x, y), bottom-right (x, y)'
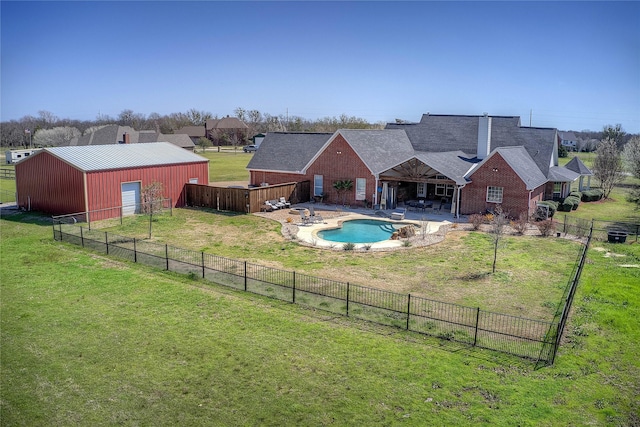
top-left (5, 148), bottom-right (39, 164)
top-left (558, 131), bottom-right (578, 151)
top-left (247, 113), bottom-right (593, 218)
top-left (15, 142), bottom-right (208, 220)
top-left (69, 125), bottom-right (196, 151)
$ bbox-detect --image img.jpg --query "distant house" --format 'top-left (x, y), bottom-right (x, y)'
top-left (15, 142), bottom-right (209, 220)
top-left (206, 116), bottom-right (249, 146)
top-left (69, 125), bottom-right (196, 151)
top-left (173, 125), bottom-right (207, 145)
top-left (247, 114), bottom-right (594, 218)
top-left (558, 131), bottom-right (578, 151)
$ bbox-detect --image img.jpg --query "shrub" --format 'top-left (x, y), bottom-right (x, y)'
top-left (536, 219), bottom-right (556, 237)
top-left (469, 214), bottom-right (484, 230)
top-left (343, 242), bottom-right (355, 251)
top-left (512, 212), bottom-right (529, 235)
top-left (559, 195), bottom-right (580, 212)
top-left (581, 189), bottom-right (604, 202)
top-left (569, 191), bottom-right (583, 199)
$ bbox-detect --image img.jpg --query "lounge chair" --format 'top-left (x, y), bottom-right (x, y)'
top-left (391, 208), bottom-right (406, 220)
top-left (308, 206), bottom-right (324, 223)
top-left (299, 210), bottom-right (311, 225)
top-left (279, 197), bottom-right (291, 208)
top-left (265, 200), bottom-right (277, 210)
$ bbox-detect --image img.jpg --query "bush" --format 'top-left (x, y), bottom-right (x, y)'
top-left (343, 242), bottom-right (355, 251)
top-left (469, 214), bottom-right (484, 230)
top-left (559, 195), bottom-right (580, 212)
top-left (536, 219), bottom-right (556, 237)
top-left (569, 191), bottom-right (583, 199)
top-left (511, 212), bottom-right (529, 235)
top-left (581, 189), bottom-right (604, 202)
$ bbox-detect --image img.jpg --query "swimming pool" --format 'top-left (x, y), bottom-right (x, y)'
top-left (317, 219), bottom-right (408, 243)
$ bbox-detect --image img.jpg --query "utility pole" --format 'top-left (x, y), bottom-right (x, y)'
top-left (529, 110), bottom-right (532, 127)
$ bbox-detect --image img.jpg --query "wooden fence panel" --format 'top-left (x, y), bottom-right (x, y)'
top-left (186, 181), bottom-right (310, 213)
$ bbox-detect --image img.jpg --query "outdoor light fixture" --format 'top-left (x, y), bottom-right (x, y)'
top-left (492, 167), bottom-right (499, 172)
top-left (336, 151), bottom-right (342, 155)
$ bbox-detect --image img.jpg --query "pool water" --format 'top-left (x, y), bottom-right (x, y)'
top-left (317, 219), bottom-right (407, 243)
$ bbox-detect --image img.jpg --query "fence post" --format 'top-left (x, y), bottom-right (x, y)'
top-left (105, 232), bottom-right (109, 255)
top-left (134, 238), bottom-right (137, 263)
top-left (165, 244), bottom-right (169, 271)
top-left (201, 252), bottom-right (205, 278)
top-left (120, 206), bottom-right (123, 225)
top-left (346, 282), bottom-right (350, 317)
top-left (473, 307), bottom-right (480, 346)
top-left (80, 226), bottom-right (84, 248)
top-left (406, 294), bottom-right (411, 330)
top-left (244, 262), bottom-right (247, 291)
top-left (292, 271), bottom-right (296, 304)
top-left (563, 215), bottom-right (567, 234)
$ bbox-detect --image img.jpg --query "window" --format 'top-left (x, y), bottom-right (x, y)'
top-left (314, 175), bottom-right (323, 196)
top-left (486, 186), bottom-right (503, 203)
top-left (189, 178), bottom-right (198, 184)
top-left (417, 182), bottom-right (426, 197)
top-left (553, 182), bottom-right (562, 199)
top-left (435, 183), bottom-right (446, 196)
top-left (355, 178), bottom-right (366, 200)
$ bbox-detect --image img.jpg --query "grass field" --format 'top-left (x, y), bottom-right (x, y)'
top-left (1, 211), bottom-right (638, 426)
top-left (94, 208), bottom-right (582, 320)
top-left (198, 149), bottom-right (253, 182)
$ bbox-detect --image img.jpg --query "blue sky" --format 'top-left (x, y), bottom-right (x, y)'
top-left (2, 1), bottom-right (639, 132)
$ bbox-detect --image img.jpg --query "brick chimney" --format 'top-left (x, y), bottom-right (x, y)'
top-left (477, 113), bottom-right (492, 160)
top-left (123, 133), bottom-right (130, 144)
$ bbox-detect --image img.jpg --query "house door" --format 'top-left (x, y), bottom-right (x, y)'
top-left (121, 182), bottom-right (141, 216)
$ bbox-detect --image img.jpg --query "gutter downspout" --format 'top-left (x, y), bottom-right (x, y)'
top-left (374, 175), bottom-right (379, 207)
top-left (456, 185), bottom-right (465, 219)
top-left (528, 189), bottom-right (533, 218)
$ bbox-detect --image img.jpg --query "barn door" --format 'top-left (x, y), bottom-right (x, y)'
top-left (121, 182), bottom-right (141, 216)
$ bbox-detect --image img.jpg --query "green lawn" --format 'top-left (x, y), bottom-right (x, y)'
top-left (198, 149), bottom-right (252, 182)
top-left (1, 213), bottom-right (638, 425)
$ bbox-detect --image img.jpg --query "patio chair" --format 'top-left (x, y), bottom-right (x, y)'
top-left (299, 210), bottom-right (311, 225)
top-left (279, 197), bottom-right (291, 208)
top-left (265, 200), bottom-right (278, 210)
top-left (390, 207), bottom-right (406, 220)
top-left (308, 206), bottom-right (324, 223)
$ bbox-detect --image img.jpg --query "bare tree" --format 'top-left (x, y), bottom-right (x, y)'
top-left (622, 136), bottom-right (640, 179)
top-left (489, 206), bottom-right (508, 274)
top-left (185, 109), bottom-right (212, 126)
top-left (602, 124), bottom-right (627, 148)
top-left (593, 138), bottom-right (625, 199)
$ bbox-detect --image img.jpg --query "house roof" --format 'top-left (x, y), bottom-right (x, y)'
top-left (467, 146), bottom-right (548, 190)
top-left (386, 115), bottom-right (557, 177)
top-left (564, 156), bottom-right (593, 176)
top-left (37, 142), bottom-right (207, 172)
top-left (336, 129), bottom-right (415, 174)
top-left (175, 126), bottom-right (207, 138)
top-left (206, 117), bottom-right (248, 130)
top-left (558, 131), bottom-right (577, 141)
top-left (547, 166), bottom-right (581, 182)
top-left (69, 125), bottom-right (196, 149)
top-left (246, 132), bottom-right (333, 173)
top-left (415, 151), bottom-right (477, 186)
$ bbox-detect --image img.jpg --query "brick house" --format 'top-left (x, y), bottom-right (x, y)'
top-left (247, 114), bottom-right (593, 218)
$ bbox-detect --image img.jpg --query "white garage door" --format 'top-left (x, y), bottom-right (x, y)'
top-left (121, 182), bottom-right (141, 216)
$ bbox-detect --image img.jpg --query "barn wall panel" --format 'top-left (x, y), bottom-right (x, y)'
top-left (15, 152), bottom-right (85, 215)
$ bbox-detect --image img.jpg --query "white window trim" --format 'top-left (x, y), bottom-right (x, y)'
top-left (486, 186), bottom-right (503, 203)
top-left (355, 178), bottom-right (366, 200)
top-left (314, 175), bottom-right (323, 196)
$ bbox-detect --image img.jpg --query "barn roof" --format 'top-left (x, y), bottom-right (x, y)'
top-left (40, 142), bottom-right (207, 172)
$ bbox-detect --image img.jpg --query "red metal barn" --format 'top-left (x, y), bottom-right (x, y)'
top-left (15, 142), bottom-right (209, 220)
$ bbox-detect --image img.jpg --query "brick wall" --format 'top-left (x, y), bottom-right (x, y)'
top-left (250, 134), bottom-right (376, 205)
top-left (461, 153), bottom-right (537, 218)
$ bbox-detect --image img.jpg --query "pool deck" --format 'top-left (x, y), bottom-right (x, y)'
top-left (256, 202), bottom-right (456, 250)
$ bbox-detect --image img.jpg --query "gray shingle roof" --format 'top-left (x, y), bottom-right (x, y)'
top-left (69, 125), bottom-right (195, 149)
top-left (40, 142), bottom-right (207, 172)
top-left (467, 146), bottom-right (548, 190)
top-left (415, 151), bottom-right (477, 185)
top-left (246, 132), bottom-right (333, 172)
top-left (564, 156), bottom-right (593, 176)
top-left (338, 129), bottom-right (415, 173)
top-left (547, 166), bottom-right (580, 182)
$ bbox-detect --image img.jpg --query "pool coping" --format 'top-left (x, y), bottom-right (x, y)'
top-left (295, 213), bottom-right (450, 250)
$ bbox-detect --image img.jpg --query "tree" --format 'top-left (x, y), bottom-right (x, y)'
top-left (622, 136), bottom-right (640, 208)
top-left (33, 126), bottom-right (81, 147)
top-left (196, 137), bottom-right (212, 153)
top-left (602, 124), bottom-right (626, 148)
top-left (558, 144), bottom-right (568, 158)
top-left (489, 206), bottom-right (508, 274)
top-left (332, 179), bottom-right (353, 205)
top-left (593, 138), bottom-right (624, 199)
top-left (622, 136), bottom-right (640, 179)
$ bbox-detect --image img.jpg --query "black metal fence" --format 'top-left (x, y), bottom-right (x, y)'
top-left (536, 223), bottom-right (593, 368)
top-left (559, 215), bottom-right (639, 243)
top-left (52, 221), bottom-right (570, 365)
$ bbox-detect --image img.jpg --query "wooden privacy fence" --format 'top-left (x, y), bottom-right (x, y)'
top-left (185, 181), bottom-right (310, 213)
